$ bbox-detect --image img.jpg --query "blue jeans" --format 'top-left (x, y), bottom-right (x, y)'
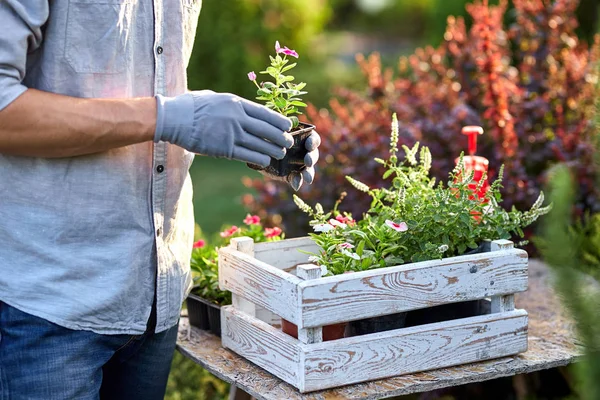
top-left (0, 301), bottom-right (178, 400)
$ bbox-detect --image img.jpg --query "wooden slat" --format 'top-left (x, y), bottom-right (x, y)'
top-left (301, 310), bottom-right (529, 392)
top-left (298, 249), bottom-right (528, 328)
top-left (253, 237), bottom-right (319, 270)
top-left (230, 238), bottom-right (257, 318)
top-left (221, 306), bottom-right (302, 388)
top-left (296, 264), bottom-right (323, 344)
top-left (219, 247), bottom-right (302, 323)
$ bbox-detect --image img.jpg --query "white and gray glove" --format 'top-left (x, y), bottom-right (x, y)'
top-left (154, 91), bottom-right (293, 167)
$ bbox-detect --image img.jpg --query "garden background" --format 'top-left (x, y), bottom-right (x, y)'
top-left (167, 0), bottom-right (600, 399)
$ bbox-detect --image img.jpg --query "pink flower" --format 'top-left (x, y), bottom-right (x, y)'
top-left (247, 71), bottom-right (257, 81)
top-left (338, 242), bottom-right (354, 250)
top-left (336, 214), bottom-right (355, 225)
top-left (265, 227), bottom-right (282, 238)
top-left (385, 220), bottom-right (408, 232)
top-left (243, 214), bottom-right (261, 225)
top-left (275, 41), bottom-right (299, 58)
top-left (220, 226), bottom-right (240, 238)
top-left (192, 239), bottom-right (206, 249)
top-left (329, 219), bottom-right (347, 229)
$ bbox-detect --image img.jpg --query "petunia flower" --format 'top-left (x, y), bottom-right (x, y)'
top-left (275, 41), bottom-right (299, 58)
top-left (313, 223), bottom-right (334, 233)
top-left (338, 242), bottom-right (354, 250)
top-left (247, 71), bottom-right (257, 81)
top-left (329, 219), bottom-right (347, 229)
top-left (243, 214), bottom-right (261, 225)
top-left (192, 239), bottom-right (206, 249)
top-left (336, 214), bottom-right (355, 225)
top-left (438, 244), bottom-right (449, 253)
top-left (385, 220), bottom-right (408, 232)
top-left (264, 227), bottom-right (282, 238)
top-left (308, 255), bottom-right (320, 263)
top-left (220, 226), bottom-right (240, 238)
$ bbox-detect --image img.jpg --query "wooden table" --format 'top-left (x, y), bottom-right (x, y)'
top-left (176, 260), bottom-right (581, 400)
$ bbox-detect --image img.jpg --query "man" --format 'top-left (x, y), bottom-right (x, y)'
top-left (0, 1), bottom-right (320, 399)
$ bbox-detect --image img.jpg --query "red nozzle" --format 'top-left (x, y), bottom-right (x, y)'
top-left (461, 126), bottom-right (484, 156)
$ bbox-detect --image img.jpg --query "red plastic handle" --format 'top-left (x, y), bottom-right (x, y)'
top-left (461, 126), bottom-right (484, 155)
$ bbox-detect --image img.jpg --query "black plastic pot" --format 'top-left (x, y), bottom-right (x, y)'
top-left (247, 122), bottom-right (315, 177)
top-left (186, 292), bottom-right (222, 337)
top-left (347, 312), bottom-right (407, 336)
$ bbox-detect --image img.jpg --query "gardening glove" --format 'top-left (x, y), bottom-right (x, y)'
top-left (154, 91), bottom-right (294, 167)
top-left (259, 131), bottom-right (321, 191)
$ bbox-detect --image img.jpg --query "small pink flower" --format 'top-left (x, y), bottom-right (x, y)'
top-left (336, 214), bottom-right (355, 225)
top-left (192, 239), bottom-right (206, 249)
top-left (220, 226), bottom-right (240, 238)
top-left (275, 41), bottom-right (299, 58)
top-left (247, 71), bottom-right (257, 81)
top-left (329, 219), bottom-right (347, 229)
top-left (265, 227), bottom-right (282, 238)
top-left (243, 214), bottom-right (261, 225)
top-left (385, 220), bottom-right (408, 232)
top-left (338, 242), bottom-right (354, 250)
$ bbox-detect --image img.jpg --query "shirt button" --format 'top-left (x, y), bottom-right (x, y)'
top-left (156, 165), bottom-right (164, 173)
top-left (156, 46), bottom-right (163, 55)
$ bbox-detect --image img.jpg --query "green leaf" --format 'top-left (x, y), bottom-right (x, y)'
top-left (290, 116), bottom-right (299, 128)
top-left (281, 63), bottom-right (297, 73)
top-left (295, 82), bottom-right (307, 90)
top-left (274, 97), bottom-right (286, 109)
top-left (290, 101), bottom-right (307, 107)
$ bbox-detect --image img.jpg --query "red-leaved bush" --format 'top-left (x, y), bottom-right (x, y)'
top-left (244, 0), bottom-right (600, 240)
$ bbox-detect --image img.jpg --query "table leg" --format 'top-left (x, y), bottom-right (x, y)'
top-left (229, 384), bottom-right (254, 400)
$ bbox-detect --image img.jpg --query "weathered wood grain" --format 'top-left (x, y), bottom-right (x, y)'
top-left (253, 237), bottom-right (319, 270)
top-left (177, 260), bottom-right (580, 400)
top-left (298, 249), bottom-right (528, 328)
top-left (230, 238), bottom-right (258, 318)
top-left (301, 310), bottom-right (528, 392)
top-left (219, 246), bottom-right (302, 323)
top-left (297, 265), bottom-right (324, 344)
top-left (221, 306), bottom-right (302, 387)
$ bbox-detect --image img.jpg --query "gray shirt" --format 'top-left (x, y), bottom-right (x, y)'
top-left (0, 0), bottom-right (202, 334)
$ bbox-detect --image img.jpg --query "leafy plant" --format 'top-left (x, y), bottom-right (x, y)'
top-left (294, 114), bottom-right (551, 276)
top-left (189, 215), bottom-right (284, 305)
top-left (248, 41), bottom-right (308, 129)
top-left (244, 0), bottom-right (600, 246)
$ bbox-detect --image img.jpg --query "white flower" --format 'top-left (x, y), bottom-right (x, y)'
top-left (313, 223), bottom-right (334, 233)
top-left (337, 242), bottom-right (354, 250)
top-left (482, 204), bottom-right (495, 215)
top-left (329, 219), bottom-right (347, 229)
top-left (341, 249), bottom-right (361, 260)
top-left (320, 265), bottom-right (329, 276)
top-left (438, 244), bottom-right (449, 253)
top-left (385, 220), bottom-right (408, 232)
top-left (308, 255), bottom-right (320, 263)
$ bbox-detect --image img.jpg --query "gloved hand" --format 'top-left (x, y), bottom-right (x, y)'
top-left (154, 91), bottom-right (294, 167)
top-left (259, 131), bottom-right (321, 191)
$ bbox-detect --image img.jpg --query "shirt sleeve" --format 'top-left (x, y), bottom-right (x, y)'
top-left (0, 0), bottom-right (49, 111)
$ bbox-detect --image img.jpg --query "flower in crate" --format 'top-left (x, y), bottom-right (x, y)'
top-left (190, 216), bottom-right (285, 306)
top-left (244, 214), bottom-right (261, 225)
top-left (385, 220), bottom-right (408, 233)
top-left (220, 226), bottom-right (241, 238)
top-left (192, 239), bottom-right (206, 249)
top-left (264, 227), bottom-right (282, 238)
top-left (292, 113), bottom-right (552, 276)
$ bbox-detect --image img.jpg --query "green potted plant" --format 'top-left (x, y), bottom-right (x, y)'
top-left (246, 41), bottom-right (314, 178)
top-left (188, 215), bottom-right (284, 336)
top-left (293, 114), bottom-right (552, 335)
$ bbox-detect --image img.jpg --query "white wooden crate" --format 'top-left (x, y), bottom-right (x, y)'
top-left (218, 237), bottom-right (529, 393)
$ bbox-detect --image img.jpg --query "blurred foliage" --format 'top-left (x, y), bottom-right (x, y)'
top-left (166, 352), bottom-right (229, 400)
top-left (246, 0), bottom-right (600, 246)
top-left (187, 0), bottom-right (332, 101)
top-left (540, 165), bottom-right (600, 400)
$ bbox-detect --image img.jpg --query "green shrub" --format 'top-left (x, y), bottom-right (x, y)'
top-left (187, 0), bottom-right (331, 100)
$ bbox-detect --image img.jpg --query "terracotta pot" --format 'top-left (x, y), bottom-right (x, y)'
top-left (281, 318), bottom-right (346, 341)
